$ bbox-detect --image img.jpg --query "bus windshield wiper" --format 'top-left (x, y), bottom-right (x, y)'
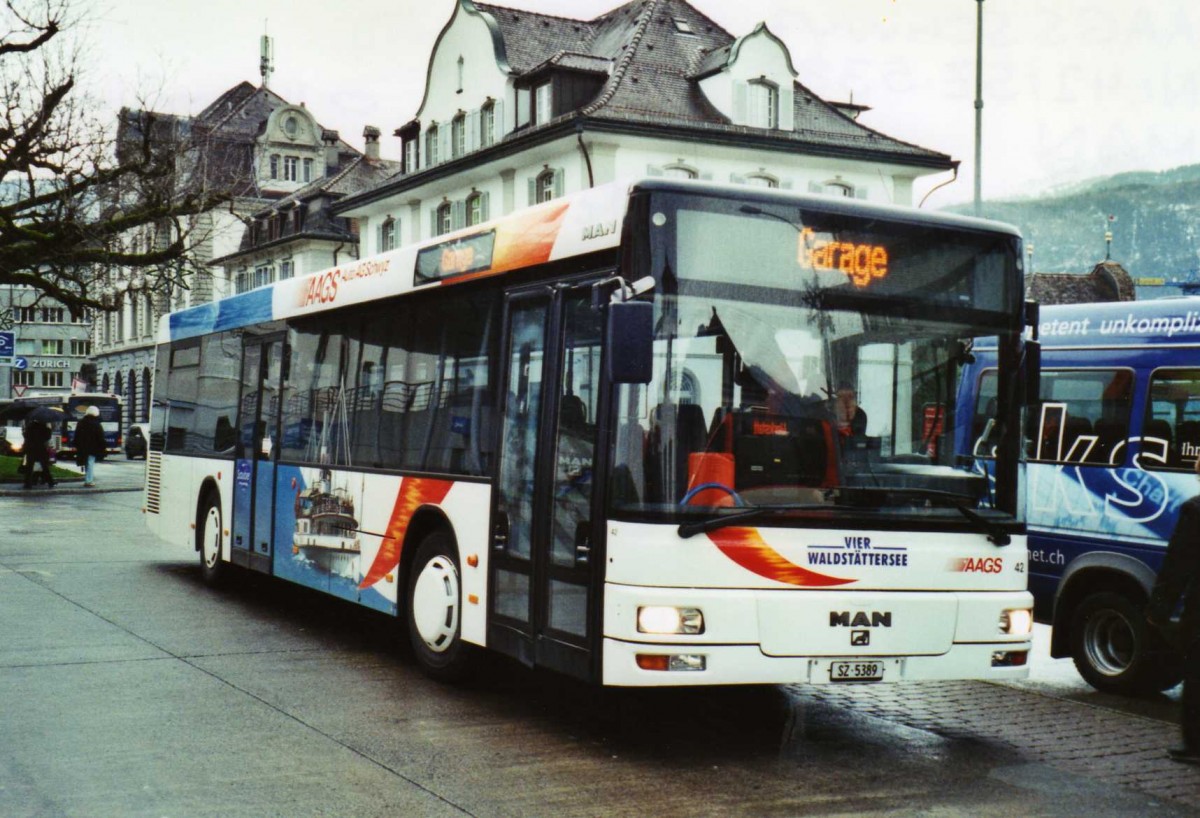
top-left (831, 486), bottom-right (1012, 546)
top-left (676, 505), bottom-right (827, 539)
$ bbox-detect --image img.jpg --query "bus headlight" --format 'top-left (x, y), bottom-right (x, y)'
top-left (637, 606), bottom-right (704, 635)
top-left (999, 608), bottom-right (1033, 636)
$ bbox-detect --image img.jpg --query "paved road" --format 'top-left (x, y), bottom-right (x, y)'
top-left (1, 461), bottom-right (1197, 817)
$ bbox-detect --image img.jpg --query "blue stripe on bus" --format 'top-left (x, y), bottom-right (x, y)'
top-left (169, 288), bottom-right (274, 341)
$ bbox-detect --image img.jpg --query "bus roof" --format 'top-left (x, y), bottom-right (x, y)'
top-left (1038, 297), bottom-right (1200, 348)
top-left (162, 177), bottom-right (1023, 345)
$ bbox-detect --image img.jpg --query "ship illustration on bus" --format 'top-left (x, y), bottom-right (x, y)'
top-left (292, 468), bottom-right (362, 580)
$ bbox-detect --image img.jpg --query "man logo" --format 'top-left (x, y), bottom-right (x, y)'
top-left (851, 630), bottom-right (870, 646)
top-left (829, 611), bottom-right (892, 628)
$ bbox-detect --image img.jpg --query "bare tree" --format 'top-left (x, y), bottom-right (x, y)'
top-left (0, 0), bottom-right (234, 316)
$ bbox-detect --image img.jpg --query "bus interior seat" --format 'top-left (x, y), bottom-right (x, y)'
top-left (611, 421), bottom-right (646, 505)
top-left (1093, 418), bottom-right (1126, 462)
top-left (1062, 416), bottom-right (1094, 461)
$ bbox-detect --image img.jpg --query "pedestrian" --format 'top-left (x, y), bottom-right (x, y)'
top-left (1146, 453), bottom-right (1200, 765)
top-left (22, 417), bottom-right (55, 490)
top-left (74, 406), bottom-right (107, 488)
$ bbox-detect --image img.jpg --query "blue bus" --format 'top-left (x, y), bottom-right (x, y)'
top-left (959, 298), bottom-right (1200, 694)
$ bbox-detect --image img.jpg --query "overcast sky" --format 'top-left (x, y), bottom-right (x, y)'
top-left (78, 0), bottom-right (1200, 208)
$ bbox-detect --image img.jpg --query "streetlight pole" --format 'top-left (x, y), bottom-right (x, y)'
top-left (974, 0), bottom-right (985, 217)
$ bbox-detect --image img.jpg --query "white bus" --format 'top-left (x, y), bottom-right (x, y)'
top-left (144, 179), bottom-right (1034, 686)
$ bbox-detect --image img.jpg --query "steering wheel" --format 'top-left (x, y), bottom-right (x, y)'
top-left (679, 482), bottom-right (746, 507)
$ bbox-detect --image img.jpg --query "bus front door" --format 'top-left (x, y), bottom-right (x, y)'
top-left (232, 336), bottom-right (284, 574)
top-left (490, 284), bottom-right (604, 682)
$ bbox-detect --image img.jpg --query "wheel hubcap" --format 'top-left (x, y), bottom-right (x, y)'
top-left (1084, 609), bottom-right (1134, 676)
top-left (411, 556), bottom-right (460, 653)
top-left (203, 506), bottom-right (222, 569)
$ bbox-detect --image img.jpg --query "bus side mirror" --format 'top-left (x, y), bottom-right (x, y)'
top-left (1024, 340), bottom-right (1041, 407)
top-left (606, 300), bottom-right (653, 384)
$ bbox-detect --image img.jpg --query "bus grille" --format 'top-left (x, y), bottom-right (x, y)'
top-left (145, 452), bottom-right (162, 514)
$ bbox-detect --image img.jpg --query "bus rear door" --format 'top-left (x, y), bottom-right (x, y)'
top-left (232, 335), bottom-right (285, 574)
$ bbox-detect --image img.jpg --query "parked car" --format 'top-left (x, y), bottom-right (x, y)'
top-left (124, 424), bottom-right (148, 459)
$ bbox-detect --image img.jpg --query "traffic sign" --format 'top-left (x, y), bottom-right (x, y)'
top-left (14, 357), bottom-right (28, 370)
top-left (13, 384), bottom-right (26, 397)
top-left (0, 331), bottom-right (12, 358)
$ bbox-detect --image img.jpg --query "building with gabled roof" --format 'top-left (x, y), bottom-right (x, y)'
top-left (89, 79), bottom-right (375, 426)
top-left (336, 0), bottom-right (956, 251)
top-left (1027, 261), bottom-right (1137, 305)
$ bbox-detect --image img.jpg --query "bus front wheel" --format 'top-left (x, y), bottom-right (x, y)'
top-left (406, 531), bottom-right (474, 682)
top-left (1068, 590), bottom-right (1181, 695)
top-left (197, 493), bottom-right (228, 587)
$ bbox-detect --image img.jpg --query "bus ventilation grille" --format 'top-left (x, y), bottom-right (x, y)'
top-left (145, 452), bottom-right (162, 514)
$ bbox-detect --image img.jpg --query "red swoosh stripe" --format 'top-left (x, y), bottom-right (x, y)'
top-left (358, 477), bottom-right (454, 589)
top-left (707, 527), bottom-right (854, 587)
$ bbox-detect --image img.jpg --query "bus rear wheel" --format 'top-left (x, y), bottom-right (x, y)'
top-left (406, 531), bottom-right (474, 682)
top-left (197, 493), bottom-right (228, 587)
top-left (1069, 590), bottom-right (1181, 695)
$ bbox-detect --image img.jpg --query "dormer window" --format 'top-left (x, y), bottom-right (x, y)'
top-left (534, 81), bottom-right (552, 126)
top-left (404, 139), bottom-right (418, 173)
top-left (435, 201), bottom-right (453, 236)
top-left (746, 173), bottom-right (778, 188)
top-left (824, 180), bottom-right (854, 197)
top-left (269, 154), bottom-right (279, 179)
top-left (283, 156), bottom-right (298, 181)
top-left (480, 101), bottom-right (496, 148)
top-left (425, 124), bottom-right (440, 167)
top-left (664, 165), bottom-right (697, 180)
top-left (380, 217), bottom-right (397, 251)
top-left (451, 113), bottom-right (466, 159)
top-left (672, 17), bottom-right (695, 35)
top-left (536, 168), bottom-right (556, 203)
top-left (466, 191), bottom-right (488, 226)
top-left (748, 79), bottom-right (778, 129)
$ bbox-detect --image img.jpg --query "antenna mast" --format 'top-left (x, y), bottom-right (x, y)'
top-left (260, 25), bottom-right (274, 89)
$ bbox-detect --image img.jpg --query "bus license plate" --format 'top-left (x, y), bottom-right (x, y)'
top-left (830, 661), bottom-right (884, 682)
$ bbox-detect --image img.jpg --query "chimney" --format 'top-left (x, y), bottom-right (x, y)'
top-left (322, 129), bottom-right (340, 173)
top-left (363, 125), bottom-right (381, 160)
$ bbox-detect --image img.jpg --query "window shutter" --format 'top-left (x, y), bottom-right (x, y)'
top-left (778, 82), bottom-right (795, 131)
top-left (451, 201), bottom-right (466, 231)
top-left (732, 81), bottom-right (748, 124)
top-left (440, 127), bottom-right (451, 165)
top-left (808, 181), bottom-right (823, 194)
top-left (467, 110), bottom-right (481, 153)
top-left (528, 177), bottom-right (537, 206)
top-left (493, 99), bottom-right (505, 141)
top-left (646, 164), bottom-right (664, 177)
top-left (553, 168), bottom-right (565, 198)
top-left (376, 222), bottom-right (384, 253)
top-left (479, 191), bottom-right (490, 222)
top-left (429, 208), bottom-right (438, 237)
top-left (730, 173), bottom-right (746, 185)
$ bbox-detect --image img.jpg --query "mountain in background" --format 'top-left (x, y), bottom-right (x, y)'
top-left (945, 164), bottom-right (1200, 283)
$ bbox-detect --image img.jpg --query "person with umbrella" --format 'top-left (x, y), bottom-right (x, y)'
top-left (21, 406), bottom-right (59, 490)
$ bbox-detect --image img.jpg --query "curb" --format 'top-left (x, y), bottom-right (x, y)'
top-left (0, 485), bottom-right (143, 497)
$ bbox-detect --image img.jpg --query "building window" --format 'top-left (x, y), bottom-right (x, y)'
top-left (41, 371), bottom-right (64, 388)
top-left (746, 174), bottom-right (778, 188)
top-left (269, 154), bottom-right (279, 179)
top-left (663, 165), bottom-right (697, 180)
top-left (466, 192), bottom-right (486, 226)
top-left (41, 307), bottom-right (64, 323)
top-left (284, 156), bottom-right (298, 181)
top-left (748, 80), bottom-right (779, 129)
top-left (236, 270), bottom-right (250, 294)
top-left (302, 158), bottom-right (313, 182)
top-left (13, 370), bottom-right (34, 387)
top-left (451, 113), bottom-right (466, 159)
top-left (380, 217), bottom-right (397, 251)
top-left (279, 260), bottom-right (294, 280)
top-left (15, 306), bottom-right (36, 323)
top-left (823, 180), bottom-right (854, 197)
top-left (534, 82), bottom-right (552, 125)
top-left (144, 294), bottom-right (154, 336)
top-left (70, 339), bottom-right (91, 356)
top-left (425, 124), bottom-right (440, 167)
top-left (480, 102), bottom-right (495, 147)
top-left (436, 202), bottom-right (453, 236)
top-left (72, 310), bottom-right (88, 324)
top-left (253, 265), bottom-right (272, 289)
top-left (404, 139), bottom-right (418, 173)
top-left (673, 17), bottom-right (696, 35)
top-left (536, 168), bottom-right (558, 203)
top-left (41, 339), bottom-right (64, 355)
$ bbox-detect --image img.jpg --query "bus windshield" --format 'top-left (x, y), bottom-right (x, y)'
top-left (610, 191), bottom-right (1023, 527)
